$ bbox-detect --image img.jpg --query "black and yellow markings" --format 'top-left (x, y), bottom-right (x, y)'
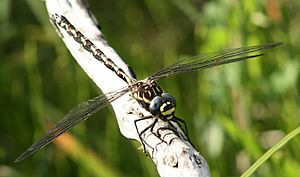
top-left (160, 102), bottom-right (175, 120)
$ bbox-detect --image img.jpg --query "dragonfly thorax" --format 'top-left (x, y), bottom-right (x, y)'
top-left (132, 80), bottom-right (164, 109)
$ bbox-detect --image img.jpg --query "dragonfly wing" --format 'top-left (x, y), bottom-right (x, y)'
top-left (150, 42), bottom-right (282, 80)
top-left (15, 86), bottom-right (131, 162)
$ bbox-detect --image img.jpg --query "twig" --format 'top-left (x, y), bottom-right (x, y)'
top-left (45, 0), bottom-right (211, 176)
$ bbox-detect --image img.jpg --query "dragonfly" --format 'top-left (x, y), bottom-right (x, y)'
top-left (15, 13), bottom-right (282, 162)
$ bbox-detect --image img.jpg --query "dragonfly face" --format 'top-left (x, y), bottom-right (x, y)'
top-left (149, 93), bottom-right (176, 121)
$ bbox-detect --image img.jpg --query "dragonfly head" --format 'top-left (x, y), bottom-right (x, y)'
top-left (149, 93), bottom-right (176, 120)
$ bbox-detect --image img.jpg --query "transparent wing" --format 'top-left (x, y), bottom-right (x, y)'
top-left (150, 42), bottom-right (282, 80)
top-left (15, 86), bottom-right (131, 162)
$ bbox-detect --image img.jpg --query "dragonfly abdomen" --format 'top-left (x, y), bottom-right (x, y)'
top-left (53, 14), bottom-right (133, 84)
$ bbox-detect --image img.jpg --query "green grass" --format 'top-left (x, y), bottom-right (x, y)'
top-left (1, 0), bottom-right (300, 177)
top-left (241, 126), bottom-right (300, 177)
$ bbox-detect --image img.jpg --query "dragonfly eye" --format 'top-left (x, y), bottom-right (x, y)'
top-left (149, 96), bottom-right (163, 115)
top-left (161, 93), bottom-right (176, 106)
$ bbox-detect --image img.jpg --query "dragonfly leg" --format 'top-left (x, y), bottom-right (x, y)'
top-left (134, 116), bottom-right (157, 154)
top-left (157, 121), bottom-right (181, 143)
top-left (172, 116), bottom-right (189, 137)
top-left (156, 118), bottom-right (193, 147)
top-left (171, 117), bottom-right (194, 147)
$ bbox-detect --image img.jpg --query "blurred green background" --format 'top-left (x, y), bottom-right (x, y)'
top-left (1, 0), bottom-right (300, 176)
